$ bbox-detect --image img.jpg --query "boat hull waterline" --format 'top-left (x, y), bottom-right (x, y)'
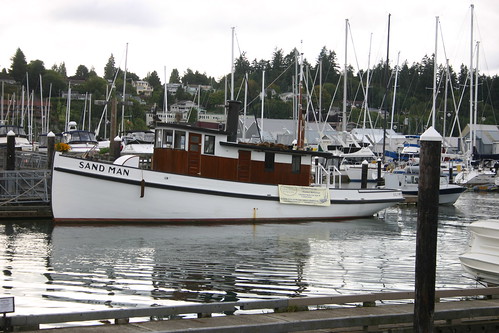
top-left (51, 153), bottom-right (404, 223)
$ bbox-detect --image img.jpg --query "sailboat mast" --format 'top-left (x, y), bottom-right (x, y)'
top-left (1, 81), bottom-right (3, 124)
top-left (297, 51), bottom-right (305, 148)
top-left (381, 14), bottom-right (391, 163)
top-left (47, 83), bottom-right (52, 133)
top-left (390, 52), bottom-right (400, 131)
top-left (469, 4), bottom-right (474, 159)
top-left (342, 19), bottom-right (348, 133)
top-left (121, 42), bottom-right (128, 135)
top-left (243, 73), bottom-right (248, 140)
top-left (164, 66), bottom-right (168, 122)
top-left (261, 70), bottom-right (265, 134)
top-left (443, 59), bottom-right (449, 138)
top-left (363, 33), bottom-right (373, 130)
top-left (230, 27), bottom-right (235, 101)
top-left (65, 83), bottom-right (71, 132)
top-left (473, 41), bottom-right (479, 153)
top-left (432, 16), bottom-right (439, 129)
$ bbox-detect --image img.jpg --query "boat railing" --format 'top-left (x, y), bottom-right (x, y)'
top-left (313, 159), bottom-right (342, 188)
top-left (329, 165), bottom-right (342, 188)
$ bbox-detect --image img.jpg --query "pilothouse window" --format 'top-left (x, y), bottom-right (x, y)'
top-left (265, 152), bottom-right (275, 171)
top-left (174, 131), bottom-right (186, 150)
top-left (204, 135), bottom-right (215, 154)
top-left (292, 155), bottom-right (301, 173)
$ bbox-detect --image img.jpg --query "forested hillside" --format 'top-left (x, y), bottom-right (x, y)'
top-left (1, 47), bottom-right (497, 137)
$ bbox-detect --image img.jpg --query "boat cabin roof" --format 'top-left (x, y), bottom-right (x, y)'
top-left (155, 121), bottom-right (333, 158)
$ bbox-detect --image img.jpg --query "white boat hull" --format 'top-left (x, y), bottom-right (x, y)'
top-left (460, 219), bottom-right (499, 285)
top-left (51, 153), bottom-right (403, 223)
top-left (454, 169), bottom-right (497, 186)
top-left (384, 172), bottom-right (466, 205)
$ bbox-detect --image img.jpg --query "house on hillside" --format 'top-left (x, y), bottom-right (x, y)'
top-left (132, 80), bottom-right (153, 96)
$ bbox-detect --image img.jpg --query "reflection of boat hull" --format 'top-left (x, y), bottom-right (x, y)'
top-left (51, 153), bottom-right (403, 223)
top-left (460, 220), bottom-right (499, 285)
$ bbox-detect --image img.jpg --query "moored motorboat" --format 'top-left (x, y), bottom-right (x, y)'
top-left (120, 130), bottom-right (154, 156)
top-left (384, 165), bottom-right (466, 205)
top-left (339, 147), bottom-right (380, 182)
top-left (0, 124), bottom-right (32, 150)
top-left (60, 121), bottom-right (100, 154)
top-left (51, 101), bottom-right (404, 223)
top-left (460, 219), bottom-right (499, 285)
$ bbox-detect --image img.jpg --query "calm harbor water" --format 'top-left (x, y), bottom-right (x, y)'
top-left (0, 190), bottom-right (498, 316)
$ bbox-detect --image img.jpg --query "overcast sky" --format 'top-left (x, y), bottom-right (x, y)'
top-left (0, 0), bottom-right (496, 82)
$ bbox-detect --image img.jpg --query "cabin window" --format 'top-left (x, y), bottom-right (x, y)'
top-left (292, 155), bottom-right (301, 174)
top-left (264, 152), bottom-right (275, 171)
top-left (174, 131), bottom-right (186, 150)
top-left (156, 129), bottom-right (173, 148)
top-left (204, 135), bottom-right (215, 154)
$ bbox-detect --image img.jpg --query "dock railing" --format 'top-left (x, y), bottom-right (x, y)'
top-left (1, 287), bottom-right (498, 331)
top-left (0, 170), bottom-right (51, 204)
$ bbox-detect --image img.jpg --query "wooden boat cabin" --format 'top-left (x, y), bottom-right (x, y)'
top-left (152, 101), bottom-right (332, 187)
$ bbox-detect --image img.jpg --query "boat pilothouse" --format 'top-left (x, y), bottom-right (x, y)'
top-left (50, 100), bottom-right (403, 223)
top-left (152, 101), bottom-right (332, 186)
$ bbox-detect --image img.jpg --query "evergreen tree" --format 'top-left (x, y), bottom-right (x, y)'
top-left (169, 69), bottom-right (181, 83)
top-left (145, 70), bottom-right (162, 89)
top-left (27, 59), bottom-right (45, 92)
top-left (75, 65), bottom-right (89, 80)
top-left (9, 48), bottom-right (27, 83)
top-left (58, 62), bottom-right (67, 77)
top-left (104, 54), bottom-right (117, 80)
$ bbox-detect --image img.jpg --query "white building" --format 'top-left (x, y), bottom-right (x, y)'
top-left (132, 81), bottom-right (154, 96)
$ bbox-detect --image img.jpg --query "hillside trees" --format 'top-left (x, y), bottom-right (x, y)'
top-left (9, 48), bottom-right (27, 83)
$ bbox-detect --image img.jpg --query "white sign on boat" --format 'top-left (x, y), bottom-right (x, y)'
top-left (278, 185), bottom-right (330, 206)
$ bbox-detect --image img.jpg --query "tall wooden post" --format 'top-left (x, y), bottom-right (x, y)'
top-left (112, 136), bottom-right (122, 160)
top-left (414, 126), bottom-right (442, 333)
top-left (47, 132), bottom-right (55, 170)
top-left (110, 98), bottom-right (117, 142)
top-left (360, 160), bottom-right (368, 189)
top-left (6, 130), bottom-right (15, 170)
top-left (377, 158), bottom-right (383, 186)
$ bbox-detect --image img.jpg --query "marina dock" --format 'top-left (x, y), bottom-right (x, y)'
top-left (4, 287), bottom-right (499, 332)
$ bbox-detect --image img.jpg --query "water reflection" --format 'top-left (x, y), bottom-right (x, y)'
top-left (0, 191), bottom-right (496, 315)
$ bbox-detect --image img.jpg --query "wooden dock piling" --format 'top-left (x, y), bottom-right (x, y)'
top-left (414, 126), bottom-right (442, 332)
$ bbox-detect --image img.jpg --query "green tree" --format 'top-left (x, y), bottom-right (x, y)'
top-left (42, 70), bottom-right (67, 97)
top-left (145, 70), bottom-right (162, 89)
top-left (82, 76), bottom-right (108, 99)
top-left (104, 54), bottom-right (117, 80)
top-left (9, 48), bottom-right (27, 83)
top-left (27, 59), bottom-right (46, 92)
top-left (74, 65), bottom-right (89, 80)
top-left (57, 62), bottom-right (67, 77)
top-left (169, 69), bottom-right (181, 83)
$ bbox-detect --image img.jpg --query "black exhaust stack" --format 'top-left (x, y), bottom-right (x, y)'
top-left (226, 100), bottom-right (241, 143)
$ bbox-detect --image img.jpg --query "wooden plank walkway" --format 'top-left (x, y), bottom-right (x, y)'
top-left (13, 299), bottom-right (499, 333)
top-left (5, 288), bottom-right (499, 333)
